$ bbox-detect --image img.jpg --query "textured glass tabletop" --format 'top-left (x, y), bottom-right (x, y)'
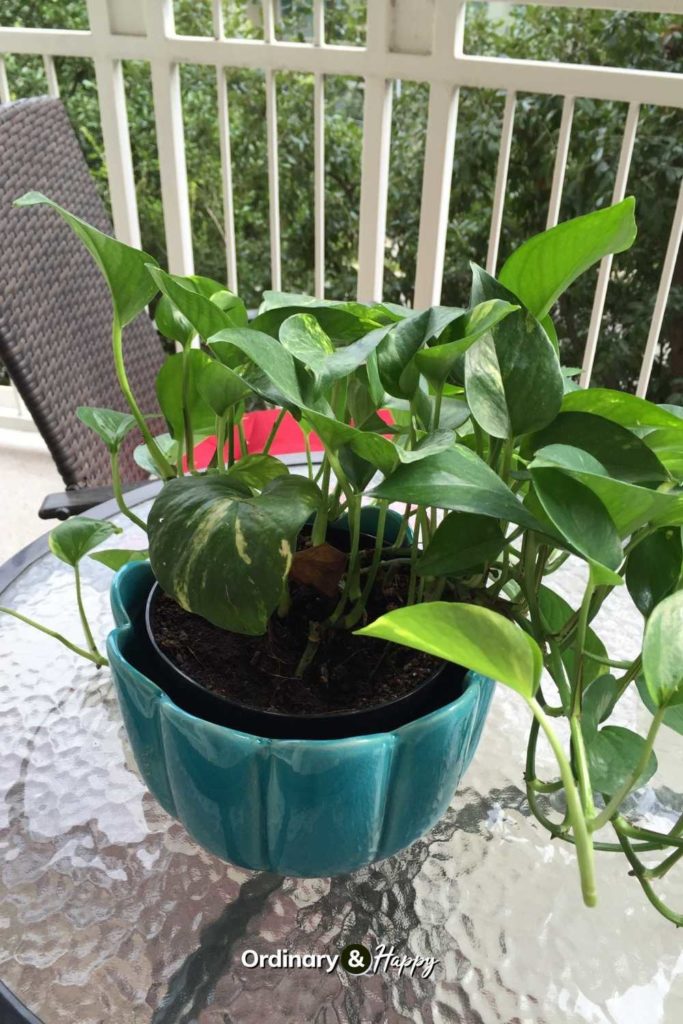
top-left (1, 497), bottom-right (682, 1024)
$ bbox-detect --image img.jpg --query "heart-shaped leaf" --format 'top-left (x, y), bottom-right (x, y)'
top-left (156, 350), bottom-right (216, 442)
top-left (76, 406), bottom-right (137, 453)
top-left (49, 517), bottom-right (122, 567)
top-left (134, 434), bottom-right (178, 476)
top-left (538, 586), bottom-right (607, 686)
top-left (222, 454), bottom-right (289, 493)
top-left (642, 590), bottom-right (683, 708)
top-left (561, 388), bottom-right (683, 433)
top-left (148, 474), bottom-right (321, 634)
top-left (356, 601), bottom-right (542, 699)
top-left (209, 328), bottom-right (307, 407)
top-left (14, 192), bottom-right (158, 326)
top-left (417, 512), bottom-right (505, 576)
top-left (626, 527), bottom-right (682, 617)
top-left (636, 675), bottom-right (683, 736)
top-left (465, 266), bottom-right (563, 438)
top-left (586, 724), bottom-right (657, 795)
top-left (90, 548), bottom-right (149, 571)
top-left (371, 447), bottom-right (541, 530)
top-left (147, 265), bottom-right (247, 344)
top-left (197, 360), bottom-right (251, 418)
top-left (415, 299), bottom-right (519, 387)
top-left (154, 293), bottom-right (195, 347)
top-left (499, 197), bottom-right (636, 319)
top-left (376, 310), bottom-right (432, 398)
top-left (531, 465), bottom-right (622, 571)
top-left (582, 674), bottom-right (621, 735)
top-left (280, 313), bottom-right (334, 372)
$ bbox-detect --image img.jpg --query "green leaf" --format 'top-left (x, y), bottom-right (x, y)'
top-left (636, 675), bottom-right (683, 736)
top-left (14, 192), bottom-right (158, 326)
top-left (376, 310), bottom-right (432, 398)
top-left (222, 454), bottom-right (289, 492)
top-left (530, 466), bottom-right (622, 570)
top-left (280, 313), bottom-right (334, 372)
top-left (90, 548), bottom-right (149, 571)
top-left (561, 388), bottom-right (683, 433)
top-left (316, 329), bottom-right (390, 395)
top-left (529, 412), bottom-right (669, 485)
top-left (147, 265), bottom-right (246, 344)
top-left (209, 328), bottom-right (306, 407)
top-left (642, 428), bottom-right (683, 482)
top-left (415, 299), bottom-right (519, 387)
top-left (49, 517), bottom-right (122, 567)
top-left (356, 602), bottom-right (542, 699)
top-left (154, 293), bottom-right (195, 347)
top-left (529, 442), bottom-right (677, 536)
top-left (251, 303), bottom-right (381, 344)
top-left (134, 434), bottom-right (178, 476)
top-left (371, 447), bottom-right (541, 530)
top-left (582, 674), bottom-right (621, 735)
top-left (196, 360), bottom-right (251, 418)
top-left (498, 198), bottom-right (637, 319)
top-left (642, 590), bottom-right (683, 708)
top-left (626, 528), bottom-right (682, 617)
top-left (76, 406), bottom-right (136, 453)
top-left (417, 512), bottom-right (505, 576)
top-left (148, 474), bottom-right (321, 634)
top-left (156, 350), bottom-right (216, 442)
top-left (465, 266), bottom-right (563, 438)
top-left (586, 725), bottom-right (657, 795)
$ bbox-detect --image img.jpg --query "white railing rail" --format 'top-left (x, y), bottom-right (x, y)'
top-left (0, 0), bottom-right (681, 435)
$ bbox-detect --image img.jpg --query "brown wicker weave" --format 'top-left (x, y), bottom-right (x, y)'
top-left (0, 96), bottom-right (164, 488)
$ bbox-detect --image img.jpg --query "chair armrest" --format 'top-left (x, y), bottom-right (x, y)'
top-left (38, 483), bottom-right (137, 520)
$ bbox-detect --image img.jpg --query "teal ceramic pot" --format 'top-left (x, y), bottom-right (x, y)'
top-left (107, 561), bottom-right (495, 877)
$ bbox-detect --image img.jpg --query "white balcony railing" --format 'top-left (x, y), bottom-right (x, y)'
top-left (0, 0), bottom-right (681, 437)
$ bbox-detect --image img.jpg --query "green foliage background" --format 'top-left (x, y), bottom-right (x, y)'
top-left (2, 0), bottom-right (682, 400)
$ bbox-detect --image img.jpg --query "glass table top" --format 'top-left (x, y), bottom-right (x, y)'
top-left (0, 494), bottom-right (681, 1024)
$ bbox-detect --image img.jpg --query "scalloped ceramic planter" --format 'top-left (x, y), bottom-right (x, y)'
top-left (107, 561), bottom-right (495, 877)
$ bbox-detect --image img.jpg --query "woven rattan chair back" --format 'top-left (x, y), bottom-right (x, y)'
top-left (0, 97), bottom-right (163, 487)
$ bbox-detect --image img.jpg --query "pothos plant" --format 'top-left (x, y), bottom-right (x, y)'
top-left (2, 190), bottom-right (682, 925)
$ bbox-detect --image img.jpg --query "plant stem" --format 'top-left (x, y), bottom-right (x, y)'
top-left (614, 827), bottom-right (683, 926)
top-left (527, 696), bottom-right (597, 907)
top-left (237, 415), bottom-right (248, 458)
top-left (262, 407), bottom-right (287, 455)
top-left (112, 317), bottom-right (175, 480)
top-left (433, 385), bottom-right (443, 430)
top-left (110, 451), bottom-right (147, 531)
top-left (311, 457), bottom-right (331, 546)
top-left (215, 415), bottom-right (227, 471)
top-left (73, 564), bottom-right (103, 660)
top-left (227, 408), bottom-right (235, 467)
top-left (642, 846), bottom-right (683, 880)
top-left (591, 707), bottom-right (665, 832)
top-left (181, 345), bottom-right (196, 473)
top-left (304, 433), bottom-right (314, 479)
top-left (0, 606), bottom-right (107, 667)
top-left (582, 650), bottom-right (633, 671)
top-left (344, 501), bottom-right (388, 628)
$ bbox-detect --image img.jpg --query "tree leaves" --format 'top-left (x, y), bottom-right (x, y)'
top-left (49, 517), bottom-right (122, 567)
top-left (148, 474), bottom-right (321, 635)
top-left (498, 197), bottom-right (637, 319)
top-left (14, 192), bottom-right (159, 326)
top-left (356, 601), bottom-right (542, 699)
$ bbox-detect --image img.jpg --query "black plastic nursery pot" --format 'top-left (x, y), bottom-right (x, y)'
top-left (143, 508), bottom-right (466, 740)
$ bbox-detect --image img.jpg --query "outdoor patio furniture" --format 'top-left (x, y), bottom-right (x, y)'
top-left (0, 97), bottom-right (164, 519)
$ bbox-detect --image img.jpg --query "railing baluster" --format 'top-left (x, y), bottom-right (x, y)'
top-left (486, 90), bottom-right (516, 275)
top-left (0, 56), bottom-right (9, 102)
top-left (262, 1), bottom-right (281, 290)
top-left (42, 54), bottom-right (59, 97)
top-left (636, 177), bottom-right (683, 397)
top-left (313, 0), bottom-right (325, 299)
top-left (145, 0), bottom-right (194, 275)
top-left (357, 2), bottom-right (392, 303)
top-left (580, 100), bottom-right (640, 387)
top-left (546, 94), bottom-right (574, 229)
top-left (86, 0), bottom-right (141, 249)
top-left (413, 0), bottom-right (466, 309)
top-left (213, 0), bottom-right (238, 293)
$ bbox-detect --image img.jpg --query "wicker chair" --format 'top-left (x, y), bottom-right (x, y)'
top-left (0, 96), bottom-right (164, 519)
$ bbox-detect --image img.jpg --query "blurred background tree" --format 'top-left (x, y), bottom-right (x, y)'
top-left (2, 0), bottom-right (681, 400)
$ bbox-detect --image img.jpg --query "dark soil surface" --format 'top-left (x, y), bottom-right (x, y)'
top-left (149, 546), bottom-right (445, 718)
